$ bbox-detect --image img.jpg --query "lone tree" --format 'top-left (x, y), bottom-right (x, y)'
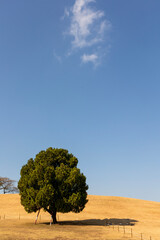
top-left (0, 177), bottom-right (18, 194)
top-left (18, 148), bottom-right (88, 224)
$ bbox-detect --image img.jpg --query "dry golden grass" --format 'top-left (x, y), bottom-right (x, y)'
top-left (0, 194), bottom-right (160, 239)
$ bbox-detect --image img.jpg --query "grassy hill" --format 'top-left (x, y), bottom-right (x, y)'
top-left (0, 194), bottom-right (160, 239)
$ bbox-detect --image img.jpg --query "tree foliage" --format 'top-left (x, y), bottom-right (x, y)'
top-left (18, 148), bottom-right (88, 223)
top-left (0, 177), bottom-right (18, 194)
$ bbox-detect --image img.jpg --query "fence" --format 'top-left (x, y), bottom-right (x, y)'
top-left (0, 214), bottom-right (156, 240)
top-left (0, 213), bottom-right (63, 221)
top-left (105, 222), bottom-right (153, 240)
top-left (0, 213), bottom-right (59, 222)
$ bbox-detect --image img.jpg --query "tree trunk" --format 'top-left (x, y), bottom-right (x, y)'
top-left (35, 209), bottom-right (40, 224)
top-left (52, 211), bottom-right (57, 224)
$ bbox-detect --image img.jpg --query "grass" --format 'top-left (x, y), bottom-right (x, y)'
top-left (0, 194), bottom-right (160, 239)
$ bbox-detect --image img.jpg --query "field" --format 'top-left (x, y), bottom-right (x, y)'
top-left (0, 194), bottom-right (160, 240)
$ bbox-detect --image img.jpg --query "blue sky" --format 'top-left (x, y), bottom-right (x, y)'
top-left (0, 0), bottom-right (160, 201)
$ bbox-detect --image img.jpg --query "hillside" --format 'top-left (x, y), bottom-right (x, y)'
top-left (0, 194), bottom-right (160, 239)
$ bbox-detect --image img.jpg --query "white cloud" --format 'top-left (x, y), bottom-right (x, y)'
top-left (81, 53), bottom-right (98, 64)
top-left (63, 0), bottom-right (111, 66)
top-left (69, 0), bottom-right (108, 49)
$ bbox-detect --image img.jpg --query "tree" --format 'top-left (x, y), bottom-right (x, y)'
top-left (18, 148), bottom-right (88, 224)
top-left (0, 177), bottom-right (19, 194)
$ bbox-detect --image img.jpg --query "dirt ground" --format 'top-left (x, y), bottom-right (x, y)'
top-left (0, 194), bottom-right (160, 239)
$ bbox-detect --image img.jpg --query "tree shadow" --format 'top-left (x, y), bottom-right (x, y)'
top-left (105, 218), bottom-right (138, 226)
top-left (43, 218), bottom-right (138, 226)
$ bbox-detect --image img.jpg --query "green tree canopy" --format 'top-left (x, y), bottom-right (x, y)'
top-left (18, 148), bottom-right (88, 223)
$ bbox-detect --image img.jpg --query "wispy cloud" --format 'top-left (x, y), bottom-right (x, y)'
top-left (70, 0), bottom-right (105, 48)
top-left (61, 7), bottom-right (70, 20)
top-left (63, 0), bottom-right (111, 66)
top-left (81, 53), bottom-right (98, 64)
top-left (53, 51), bottom-right (62, 63)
